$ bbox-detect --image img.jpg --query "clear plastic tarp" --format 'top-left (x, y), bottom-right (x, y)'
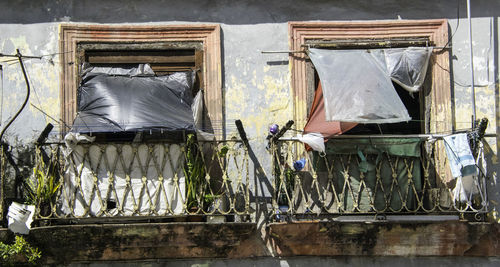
top-left (308, 47), bottom-right (432, 124)
top-left (71, 65), bottom-right (196, 133)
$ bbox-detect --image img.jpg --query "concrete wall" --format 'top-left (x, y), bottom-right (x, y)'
top-left (0, 0), bottom-right (499, 253)
top-left (68, 257), bottom-right (500, 267)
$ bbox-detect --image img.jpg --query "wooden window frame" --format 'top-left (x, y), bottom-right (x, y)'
top-left (289, 19), bottom-right (453, 182)
top-left (59, 24), bottom-right (222, 138)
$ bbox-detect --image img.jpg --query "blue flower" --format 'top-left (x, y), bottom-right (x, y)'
top-left (293, 158), bottom-right (306, 171)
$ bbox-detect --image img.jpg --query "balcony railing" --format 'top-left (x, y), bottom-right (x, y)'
top-left (12, 138), bottom-right (250, 221)
top-left (0, 133), bottom-right (490, 224)
top-left (270, 136), bottom-right (489, 220)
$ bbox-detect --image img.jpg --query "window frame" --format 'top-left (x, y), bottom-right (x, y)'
top-left (59, 24), bottom-right (222, 138)
top-left (289, 19), bottom-right (453, 183)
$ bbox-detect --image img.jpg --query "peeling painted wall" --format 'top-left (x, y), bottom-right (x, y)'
top-left (448, 17), bottom-right (500, 221)
top-left (0, 0), bottom-right (499, 246)
top-left (0, 23), bottom-right (59, 141)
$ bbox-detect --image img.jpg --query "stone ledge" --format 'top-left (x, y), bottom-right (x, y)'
top-left (0, 222), bottom-right (266, 265)
top-left (267, 220), bottom-right (500, 257)
top-left (2, 220), bottom-right (498, 264)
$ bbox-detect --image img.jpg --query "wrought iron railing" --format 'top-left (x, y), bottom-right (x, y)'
top-left (0, 134), bottom-right (490, 223)
top-left (270, 137), bottom-right (489, 220)
top-left (19, 138), bottom-right (250, 220)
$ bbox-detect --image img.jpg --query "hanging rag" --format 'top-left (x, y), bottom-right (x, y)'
top-left (452, 175), bottom-right (480, 203)
top-left (297, 133), bottom-right (325, 154)
top-left (63, 132), bottom-right (95, 157)
top-left (443, 133), bottom-right (478, 178)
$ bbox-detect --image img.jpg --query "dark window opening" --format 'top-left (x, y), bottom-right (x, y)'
top-left (345, 82), bottom-right (423, 135)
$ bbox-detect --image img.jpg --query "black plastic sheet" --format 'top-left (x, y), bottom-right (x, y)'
top-left (71, 66), bottom-right (196, 133)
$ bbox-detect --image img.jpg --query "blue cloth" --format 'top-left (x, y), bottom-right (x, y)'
top-left (443, 133), bottom-right (478, 178)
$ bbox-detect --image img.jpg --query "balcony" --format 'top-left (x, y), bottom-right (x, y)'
top-left (1, 134), bottom-right (490, 222)
top-left (1, 133), bottom-right (498, 265)
top-left (269, 136), bottom-right (489, 221)
top-left (3, 136), bottom-right (251, 222)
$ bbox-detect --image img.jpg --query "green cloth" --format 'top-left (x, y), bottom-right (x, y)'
top-left (325, 138), bottom-right (421, 157)
top-left (314, 138), bottom-right (422, 212)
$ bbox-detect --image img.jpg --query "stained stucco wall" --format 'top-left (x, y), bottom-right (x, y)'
top-left (0, 0), bottom-right (499, 220)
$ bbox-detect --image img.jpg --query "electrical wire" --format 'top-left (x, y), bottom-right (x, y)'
top-left (436, 0), bottom-right (461, 52)
top-left (24, 63), bottom-right (46, 123)
top-left (0, 50), bottom-right (31, 143)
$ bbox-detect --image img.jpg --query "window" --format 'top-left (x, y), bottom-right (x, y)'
top-left (306, 41), bottom-right (431, 135)
top-left (289, 19), bottom-right (453, 182)
top-left (59, 24), bottom-right (222, 138)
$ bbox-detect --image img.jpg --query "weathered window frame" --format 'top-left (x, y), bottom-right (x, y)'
top-left (59, 24), bottom-right (222, 138)
top-left (289, 19), bottom-right (452, 182)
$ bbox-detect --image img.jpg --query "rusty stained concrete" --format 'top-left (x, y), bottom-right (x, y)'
top-left (0, 220), bottom-right (499, 264)
top-left (267, 221), bottom-right (500, 257)
top-left (0, 222), bottom-right (267, 265)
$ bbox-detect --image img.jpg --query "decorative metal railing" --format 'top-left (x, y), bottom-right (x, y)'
top-left (0, 135), bottom-right (491, 223)
top-left (20, 139), bottom-right (250, 220)
top-left (270, 137), bottom-right (489, 220)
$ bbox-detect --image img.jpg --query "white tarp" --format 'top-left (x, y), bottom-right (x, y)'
top-left (308, 47), bottom-right (432, 124)
top-left (60, 142), bottom-right (185, 217)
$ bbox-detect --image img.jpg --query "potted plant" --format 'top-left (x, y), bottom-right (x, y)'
top-left (184, 135), bottom-right (231, 221)
top-left (24, 159), bottom-right (61, 218)
top-left (184, 134), bottom-right (207, 220)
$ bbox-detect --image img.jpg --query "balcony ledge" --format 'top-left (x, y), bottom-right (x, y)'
top-left (1, 220), bottom-right (498, 264)
top-left (267, 220), bottom-right (500, 257)
top-left (0, 222), bottom-right (266, 265)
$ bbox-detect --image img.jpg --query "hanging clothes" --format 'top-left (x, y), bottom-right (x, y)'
top-left (443, 133), bottom-right (478, 178)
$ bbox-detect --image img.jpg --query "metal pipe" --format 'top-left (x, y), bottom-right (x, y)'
top-left (467, 0), bottom-right (477, 123)
top-left (261, 50), bottom-right (306, 54)
top-left (278, 133), bottom-right (497, 141)
top-left (261, 47), bottom-right (449, 54)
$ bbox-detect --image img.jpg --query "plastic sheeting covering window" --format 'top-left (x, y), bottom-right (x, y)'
top-left (80, 63), bottom-right (156, 77)
top-left (308, 47), bottom-right (432, 124)
top-left (382, 47), bottom-right (433, 93)
top-left (71, 65), bottom-right (196, 133)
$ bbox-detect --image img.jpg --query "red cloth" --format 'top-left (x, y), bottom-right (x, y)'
top-left (304, 82), bottom-right (357, 137)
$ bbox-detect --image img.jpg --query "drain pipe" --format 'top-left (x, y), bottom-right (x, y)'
top-left (467, 0), bottom-right (477, 125)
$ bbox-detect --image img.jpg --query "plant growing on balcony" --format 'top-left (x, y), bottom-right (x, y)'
top-left (184, 135), bottom-right (231, 213)
top-left (276, 158), bottom-right (303, 207)
top-left (202, 144), bottom-right (232, 213)
top-left (277, 167), bottom-right (296, 206)
top-left (184, 134), bottom-right (206, 211)
top-left (25, 158), bottom-right (61, 216)
top-left (0, 235), bottom-right (41, 266)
